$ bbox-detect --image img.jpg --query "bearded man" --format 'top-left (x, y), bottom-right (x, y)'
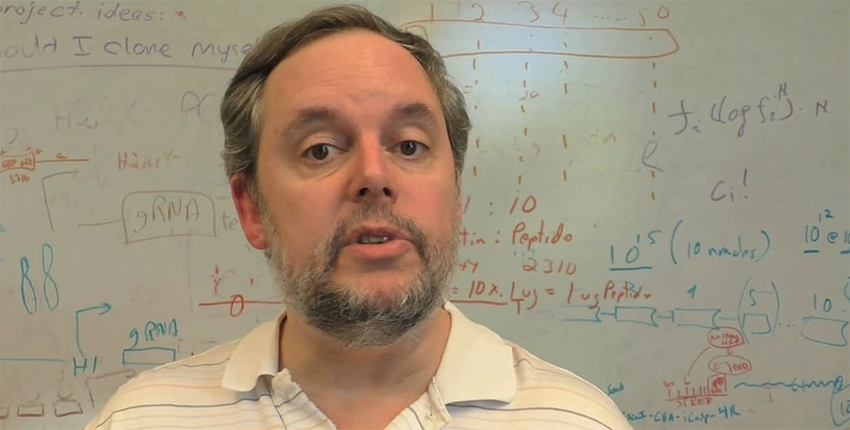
top-left (86, 5), bottom-right (633, 430)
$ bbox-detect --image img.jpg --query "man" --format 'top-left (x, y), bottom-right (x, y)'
top-left (86, 5), bottom-right (633, 430)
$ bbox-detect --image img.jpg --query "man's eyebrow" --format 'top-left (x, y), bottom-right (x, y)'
top-left (281, 106), bottom-right (343, 139)
top-left (280, 102), bottom-right (441, 139)
top-left (388, 102), bottom-right (441, 129)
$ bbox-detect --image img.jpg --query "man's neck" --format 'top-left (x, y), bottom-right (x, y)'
top-left (278, 306), bottom-right (451, 397)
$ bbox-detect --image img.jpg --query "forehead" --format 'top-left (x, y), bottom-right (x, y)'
top-left (261, 30), bottom-right (443, 121)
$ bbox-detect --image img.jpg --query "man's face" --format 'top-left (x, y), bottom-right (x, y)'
top-left (237, 30), bottom-right (461, 347)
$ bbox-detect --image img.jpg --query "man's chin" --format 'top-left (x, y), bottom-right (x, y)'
top-left (330, 273), bottom-right (419, 300)
top-left (296, 277), bottom-right (440, 348)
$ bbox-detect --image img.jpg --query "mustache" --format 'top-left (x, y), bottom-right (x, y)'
top-left (323, 204), bottom-right (429, 266)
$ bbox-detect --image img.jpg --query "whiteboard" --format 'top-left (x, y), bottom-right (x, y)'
top-left (1, 1), bottom-right (848, 429)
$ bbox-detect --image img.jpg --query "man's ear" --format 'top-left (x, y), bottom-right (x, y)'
top-left (230, 174), bottom-right (268, 250)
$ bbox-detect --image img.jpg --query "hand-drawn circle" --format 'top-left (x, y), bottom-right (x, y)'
top-left (708, 355), bottom-right (753, 376)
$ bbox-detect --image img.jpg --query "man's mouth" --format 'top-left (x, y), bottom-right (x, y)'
top-left (341, 225), bottom-right (414, 260)
top-left (347, 225), bottom-right (406, 246)
top-left (357, 234), bottom-right (391, 244)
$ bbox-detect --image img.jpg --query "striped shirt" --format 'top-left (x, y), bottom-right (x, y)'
top-left (84, 301), bottom-right (633, 430)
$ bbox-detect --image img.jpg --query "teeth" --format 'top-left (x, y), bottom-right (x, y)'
top-left (358, 235), bottom-right (389, 244)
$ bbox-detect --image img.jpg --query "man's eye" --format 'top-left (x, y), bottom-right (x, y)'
top-left (399, 141), bottom-right (426, 157)
top-left (304, 144), bottom-right (338, 161)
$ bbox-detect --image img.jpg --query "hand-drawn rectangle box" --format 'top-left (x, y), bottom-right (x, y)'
top-left (401, 20), bottom-right (679, 60)
top-left (122, 191), bottom-right (216, 244)
top-left (16, 403), bottom-right (44, 418)
top-left (801, 316), bottom-right (849, 347)
top-left (672, 308), bottom-right (720, 329)
top-left (53, 399), bottom-right (83, 417)
top-left (615, 306), bottom-right (658, 327)
top-left (122, 347), bottom-right (177, 366)
top-left (0, 151), bottom-right (36, 173)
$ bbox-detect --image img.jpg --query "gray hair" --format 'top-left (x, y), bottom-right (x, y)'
top-left (220, 4), bottom-right (471, 192)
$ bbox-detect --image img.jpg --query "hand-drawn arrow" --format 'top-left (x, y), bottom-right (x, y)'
top-left (684, 346), bottom-right (712, 385)
top-left (75, 303), bottom-right (112, 357)
top-left (41, 169), bottom-right (79, 232)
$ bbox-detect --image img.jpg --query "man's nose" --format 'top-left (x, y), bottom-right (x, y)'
top-left (350, 139), bottom-right (397, 204)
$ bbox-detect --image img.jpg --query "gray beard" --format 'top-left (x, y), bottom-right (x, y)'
top-left (261, 202), bottom-right (458, 349)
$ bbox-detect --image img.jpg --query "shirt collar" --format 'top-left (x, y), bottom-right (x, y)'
top-left (221, 301), bottom-right (517, 404)
top-left (221, 311), bottom-right (285, 392)
top-left (434, 301), bottom-right (516, 404)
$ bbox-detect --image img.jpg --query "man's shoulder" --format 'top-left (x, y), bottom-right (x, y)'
top-left (505, 341), bottom-right (632, 429)
top-left (442, 301), bottom-right (632, 428)
top-left (508, 340), bottom-right (609, 397)
top-left (83, 339), bottom-right (240, 430)
top-left (124, 338), bottom-right (238, 389)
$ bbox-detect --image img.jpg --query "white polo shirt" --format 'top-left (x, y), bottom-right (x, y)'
top-left (85, 301), bottom-right (633, 430)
